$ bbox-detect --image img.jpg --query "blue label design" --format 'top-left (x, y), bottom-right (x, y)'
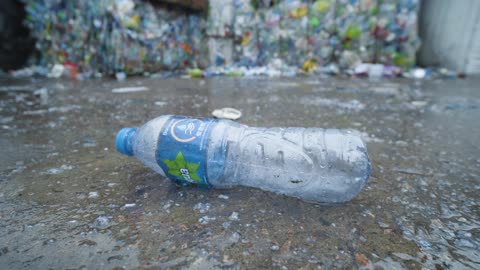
top-left (157, 116), bottom-right (217, 187)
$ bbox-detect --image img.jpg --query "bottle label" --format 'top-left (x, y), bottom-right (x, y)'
top-left (156, 116), bottom-right (217, 187)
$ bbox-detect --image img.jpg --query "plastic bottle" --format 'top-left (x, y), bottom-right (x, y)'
top-left (115, 115), bottom-right (370, 203)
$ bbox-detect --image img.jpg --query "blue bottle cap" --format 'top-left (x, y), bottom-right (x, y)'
top-left (115, 128), bottom-right (136, 156)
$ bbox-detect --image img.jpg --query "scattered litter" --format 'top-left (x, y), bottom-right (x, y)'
top-left (411, 101), bottom-right (428, 107)
top-left (115, 72), bottom-right (127, 81)
top-left (355, 253), bottom-right (373, 268)
top-left (154, 101), bottom-right (167, 106)
top-left (218, 194), bottom-right (229, 200)
top-left (212, 107), bottom-right (242, 120)
top-left (454, 239), bottom-right (477, 249)
top-left (34, 88), bottom-right (49, 106)
top-left (10, 66), bottom-right (48, 78)
top-left (92, 216), bottom-right (112, 229)
top-left (163, 201), bottom-right (172, 209)
top-left (229, 232), bottom-right (240, 243)
top-left (369, 86), bottom-right (400, 96)
top-left (271, 245), bottom-right (280, 251)
top-left (50, 105), bottom-right (82, 113)
top-left (88, 192), bottom-right (99, 199)
top-left (395, 140), bottom-right (409, 147)
top-left (83, 143), bottom-right (97, 148)
top-left (44, 164), bottom-right (74, 175)
top-left (411, 68), bottom-right (428, 79)
top-left (23, 109), bottom-right (46, 116)
top-left (193, 202), bottom-right (211, 214)
top-left (354, 63), bottom-right (370, 75)
top-left (24, 105), bottom-right (82, 115)
top-left (300, 97), bottom-right (365, 111)
top-left (222, 221), bottom-right (231, 229)
top-left (378, 221), bottom-right (390, 229)
top-left (0, 116), bottom-right (14, 124)
top-left (82, 137), bottom-right (97, 144)
top-left (199, 215), bottom-right (216, 225)
top-left (228, 211), bottom-right (240, 221)
top-left (112, 86), bottom-right (149, 93)
top-left (188, 68), bottom-right (204, 78)
top-left (48, 64), bottom-right (65, 78)
top-left (368, 64), bottom-right (385, 78)
top-left (0, 85), bottom-right (34, 92)
top-left (418, 240), bottom-right (432, 249)
top-left (124, 203), bottom-right (136, 208)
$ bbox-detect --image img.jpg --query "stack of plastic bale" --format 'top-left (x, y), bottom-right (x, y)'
top-left (277, 0), bottom-right (310, 67)
top-left (187, 14), bottom-right (209, 68)
top-left (374, 0), bottom-right (420, 69)
top-left (306, 0), bottom-right (336, 69)
top-left (335, 0), bottom-right (378, 70)
top-left (23, 1), bottom-right (105, 77)
top-left (154, 8), bottom-right (189, 70)
top-left (110, 0), bottom-right (148, 74)
top-left (256, 1), bottom-right (282, 66)
top-left (232, 0), bottom-right (259, 67)
top-left (207, 0), bottom-right (234, 66)
top-left (23, 0), bottom-right (207, 77)
top-left (101, 1), bottom-right (208, 73)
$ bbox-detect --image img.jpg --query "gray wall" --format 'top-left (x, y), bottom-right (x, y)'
top-left (418, 0), bottom-right (480, 74)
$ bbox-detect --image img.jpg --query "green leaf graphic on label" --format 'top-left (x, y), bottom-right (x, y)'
top-left (162, 152), bottom-right (201, 182)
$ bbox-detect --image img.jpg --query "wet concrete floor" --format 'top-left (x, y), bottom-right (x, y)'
top-left (0, 76), bottom-right (479, 269)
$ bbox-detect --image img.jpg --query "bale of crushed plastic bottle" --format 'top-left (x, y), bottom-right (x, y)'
top-left (23, 0), bottom-right (421, 77)
top-left (232, 0), bottom-right (259, 67)
top-left (23, 0), bottom-right (208, 77)
top-left (335, 0), bottom-right (378, 68)
top-left (374, 0), bottom-right (420, 68)
top-left (307, 0), bottom-right (336, 66)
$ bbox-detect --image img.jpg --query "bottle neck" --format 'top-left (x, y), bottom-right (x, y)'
top-left (115, 128), bottom-right (137, 156)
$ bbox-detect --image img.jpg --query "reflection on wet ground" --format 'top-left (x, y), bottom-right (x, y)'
top-left (0, 76), bottom-right (479, 269)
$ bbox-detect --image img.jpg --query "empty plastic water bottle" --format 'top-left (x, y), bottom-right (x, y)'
top-left (115, 115), bottom-right (370, 203)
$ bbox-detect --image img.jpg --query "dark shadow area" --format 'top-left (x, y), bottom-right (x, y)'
top-left (0, 0), bottom-right (35, 71)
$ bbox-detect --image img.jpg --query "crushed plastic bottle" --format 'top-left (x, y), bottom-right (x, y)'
top-left (115, 115), bottom-right (370, 203)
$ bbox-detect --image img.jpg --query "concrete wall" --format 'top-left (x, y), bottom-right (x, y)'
top-left (418, 0), bottom-right (480, 74)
